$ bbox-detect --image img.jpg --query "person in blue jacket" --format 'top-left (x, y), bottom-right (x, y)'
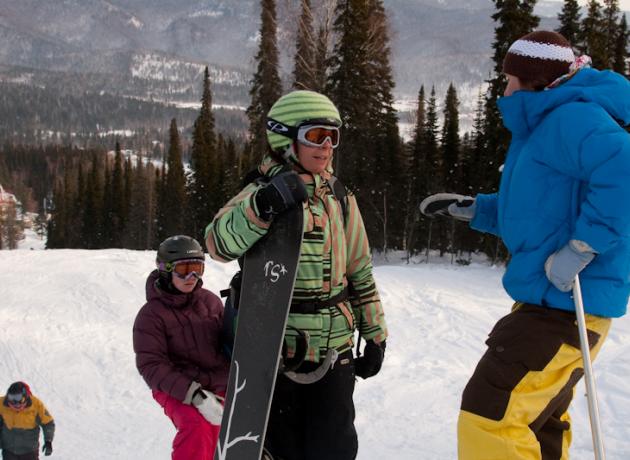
top-left (421, 30), bottom-right (630, 459)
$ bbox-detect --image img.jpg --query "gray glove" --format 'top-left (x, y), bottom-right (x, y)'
top-left (545, 240), bottom-right (596, 292)
top-left (192, 389), bottom-right (224, 425)
top-left (419, 193), bottom-right (476, 222)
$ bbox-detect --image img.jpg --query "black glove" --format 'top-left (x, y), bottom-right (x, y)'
top-left (355, 340), bottom-right (386, 379)
top-left (254, 172), bottom-right (308, 221)
top-left (42, 441), bottom-right (53, 456)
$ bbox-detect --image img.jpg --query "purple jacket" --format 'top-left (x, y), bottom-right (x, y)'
top-left (133, 270), bottom-right (229, 401)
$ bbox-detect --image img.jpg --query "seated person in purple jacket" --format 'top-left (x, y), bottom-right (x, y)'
top-left (133, 235), bottom-right (229, 460)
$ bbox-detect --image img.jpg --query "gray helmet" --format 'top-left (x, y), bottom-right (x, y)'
top-left (156, 235), bottom-right (204, 268)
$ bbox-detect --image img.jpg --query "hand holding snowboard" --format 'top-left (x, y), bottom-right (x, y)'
top-left (255, 172), bottom-right (308, 221)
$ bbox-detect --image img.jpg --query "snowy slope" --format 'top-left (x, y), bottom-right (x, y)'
top-left (1, 248), bottom-right (629, 459)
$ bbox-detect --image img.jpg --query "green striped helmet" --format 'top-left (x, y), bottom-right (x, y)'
top-left (266, 90), bottom-right (342, 151)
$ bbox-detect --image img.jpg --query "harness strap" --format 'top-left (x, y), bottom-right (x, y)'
top-left (283, 349), bottom-right (339, 385)
top-left (290, 287), bottom-right (349, 314)
top-left (279, 327), bottom-right (310, 374)
top-left (327, 176), bottom-right (348, 222)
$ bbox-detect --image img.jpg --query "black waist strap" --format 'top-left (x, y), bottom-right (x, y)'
top-left (290, 288), bottom-right (349, 314)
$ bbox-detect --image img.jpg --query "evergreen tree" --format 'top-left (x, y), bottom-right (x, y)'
top-left (581, 0), bottom-right (608, 68)
top-left (613, 14), bottom-right (629, 74)
top-left (223, 136), bottom-right (240, 199)
top-left (124, 153), bottom-right (154, 249)
top-left (442, 83), bottom-right (469, 258)
top-left (213, 133), bottom-right (229, 205)
top-left (328, 0), bottom-right (402, 249)
top-left (82, 153), bottom-right (104, 248)
top-left (102, 160), bottom-right (113, 247)
top-left (465, 89), bottom-right (488, 195)
top-left (48, 164), bottom-right (76, 248)
top-left (366, 0), bottom-right (403, 250)
top-left (153, 165), bottom-right (164, 248)
top-left (247, 0), bottom-right (282, 164)
top-left (46, 179), bottom-right (66, 249)
top-left (63, 166), bottom-right (78, 247)
top-left (557, 0), bottom-right (582, 47)
top-left (327, 0), bottom-right (372, 183)
top-left (328, 0), bottom-right (404, 249)
top-left (124, 156), bottom-right (132, 232)
top-left (424, 87), bottom-right (440, 196)
top-left (189, 67), bottom-right (219, 241)
top-left (157, 119), bottom-right (187, 241)
top-left (313, 25), bottom-right (330, 93)
top-left (484, 0), bottom-right (539, 200)
top-left (441, 83), bottom-right (461, 192)
top-left (419, 86), bottom-right (443, 256)
top-left (144, 162), bottom-right (157, 249)
top-left (404, 85), bottom-right (427, 257)
top-left (603, 0), bottom-right (621, 68)
top-left (75, 157), bottom-right (86, 247)
top-left (293, 0), bottom-right (317, 90)
top-left (109, 141), bottom-right (126, 247)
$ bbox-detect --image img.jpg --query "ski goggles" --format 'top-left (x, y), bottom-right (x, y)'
top-left (296, 125), bottom-right (340, 148)
top-left (163, 259), bottom-right (205, 280)
top-left (6, 393), bottom-right (26, 408)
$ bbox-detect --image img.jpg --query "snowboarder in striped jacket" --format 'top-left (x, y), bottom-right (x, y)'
top-left (205, 90), bottom-right (388, 460)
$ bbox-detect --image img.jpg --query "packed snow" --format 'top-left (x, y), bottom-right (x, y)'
top-left (1, 243), bottom-right (629, 459)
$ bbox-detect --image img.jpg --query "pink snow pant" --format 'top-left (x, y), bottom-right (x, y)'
top-left (153, 390), bottom-right (221, 460)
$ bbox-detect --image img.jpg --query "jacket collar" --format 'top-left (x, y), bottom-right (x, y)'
top-left (498, 68), bottom-right (630, 137)
top-left (145, 270), bottom-right (202, 309)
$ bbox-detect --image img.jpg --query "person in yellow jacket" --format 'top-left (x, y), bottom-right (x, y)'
top-left (0, 382), bottom-right (54, 460)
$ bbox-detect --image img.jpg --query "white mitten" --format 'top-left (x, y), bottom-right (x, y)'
top-left (192, 389), bottom-right (224, 425)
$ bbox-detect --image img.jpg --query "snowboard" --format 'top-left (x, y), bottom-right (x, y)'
top-left (215, 206), bottom-right (304, 460)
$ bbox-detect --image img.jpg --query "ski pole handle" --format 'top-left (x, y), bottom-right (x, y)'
top-left (573, 274), bottom-right (606, 460)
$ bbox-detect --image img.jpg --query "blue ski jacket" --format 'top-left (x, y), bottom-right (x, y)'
top-left (471, 68), bottom-right (630, 317)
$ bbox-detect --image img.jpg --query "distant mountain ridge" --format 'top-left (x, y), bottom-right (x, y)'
top-left (0, 0), bottom-right (570, 99)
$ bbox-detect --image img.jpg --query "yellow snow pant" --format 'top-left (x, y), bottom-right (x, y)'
top-left (458, 303), bottom-right (611, 460)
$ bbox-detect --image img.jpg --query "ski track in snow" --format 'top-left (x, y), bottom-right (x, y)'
top-left (1, 249), bottom-right (629, 459)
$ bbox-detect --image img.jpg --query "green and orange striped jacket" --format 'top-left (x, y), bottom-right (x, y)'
top-left (205, 157), bottom-right (387, 362)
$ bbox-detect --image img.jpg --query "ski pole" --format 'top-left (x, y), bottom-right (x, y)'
top-left (573, 274), bottom-right (606, 460)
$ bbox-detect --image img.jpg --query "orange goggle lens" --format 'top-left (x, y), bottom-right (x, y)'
top-left (299, 125), bottom-right (340, 148)
top-left (171, 260), bottom-right (205, 277)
